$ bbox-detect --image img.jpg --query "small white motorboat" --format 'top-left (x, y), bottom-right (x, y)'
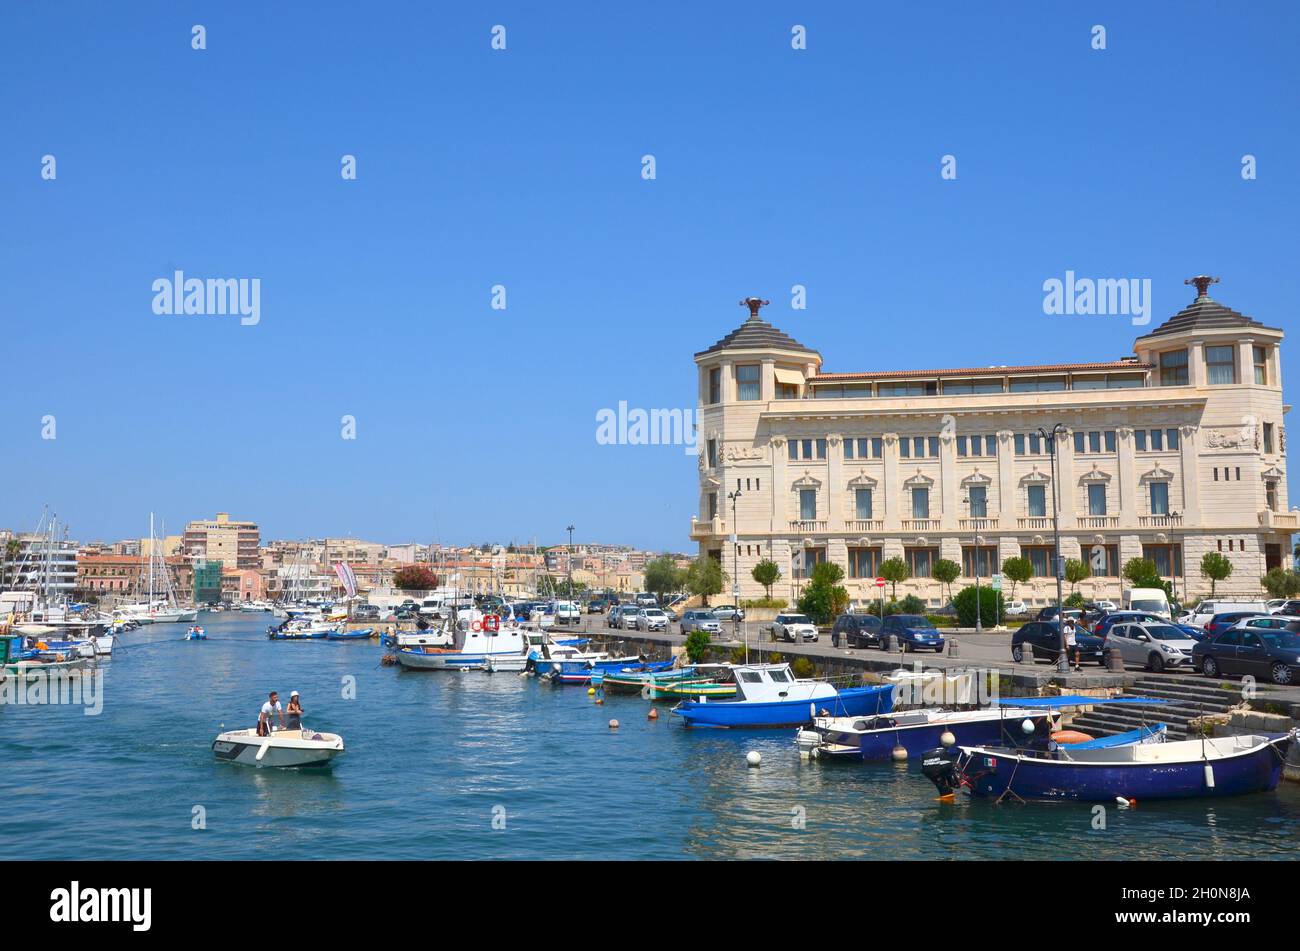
top-left (211, 726), bottom-right (345, 768)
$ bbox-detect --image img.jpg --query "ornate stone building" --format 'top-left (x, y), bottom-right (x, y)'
top-left (690, 280), bottom-right (1291, 607)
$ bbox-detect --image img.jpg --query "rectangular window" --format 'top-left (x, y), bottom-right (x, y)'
top-left (1029, 433), bottom-right (1041, 454)
top-left (816, 438), bottom-right (827, 460)
top-left (708, 368), bottom-right (721, 404)
top-left (801, 438), bottom-right (812, 460)
top-left (905, 547), bottom-right (937, 577)
top-left (969, 436), bottom-right (982, 457)
top-left (708, 493), bottom-right (718, 520)
top-left (1150, 429), bottom-right (1163, 451)
top-left (1088, 431), bottom-right (1101, 453)
top-left (986, 435), bottom-right (997, 456)
top-left (1166, 428), bottom-right (1179, 450)
top-left (879, 381), bottom-right (937, 397)
top-left (968, 486), bottom-right (987, 518)
top-left (1104, 430), bottom-right (1116, 453)
top-left (1205, 346), bottom-right (1237, 385)
top-left (1085, 544), bottom-right (1119, 577)
top-left (911, 487), bottom-right (930, 519)
top-left (1014, 434), bottom-right (1026, 455)
top-left (706, 439), bottom-right (717, 468)
top-left (844, 439), bottom-right (855, 460)
top-left (1074, 432), bottom-right (1085, 454)
top-left (1135, 429), bottom-right (1148, 451)
top-left (1254, 345), bottom-right (1269, 385)
top-left (1264, 423), bottom-right (1274, 454)
top-left (1150, 482), bottom-right (1169, 515)
top-left (1087, 483), bottom-right (1107, 516)
top-left (848, 547), bottom-right (882, 579)
top-left (1024, 545), bottom-right (1056, 577)
top-left (1159, 350), bottom-right (1188, 386)
top-left (962, 546), bottom-right (998, 577)
top-left (899, 439), bottom-right (910, 459)
top-left (914, 436), bottom-right (926, 458)
top-left (855, 488), bottom-right (873, 520)
top-left (776, 383), bottom-right (799, 399)
top-left (787, 440), bottom-right (797, 461)
top-left (799, 489), bottom-right (817, 521)
top-left (1028, 484), bottom-right (1047, 518)
top-left (956, 436), bottom-right (967, 457)
top-left (928, 436), bottom-right (939, 457)
top-left (1142, 544), bottom-right (1182, 577)
top-left (1266, 481), bottom-right (1278, 511)
top-left (736, 364), bottom-right (761, 400)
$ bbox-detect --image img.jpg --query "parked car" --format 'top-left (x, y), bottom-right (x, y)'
top-left (832, 612), bottom-right (889, 649)
top-left (1105, 621), bottom-right (1199, 671)
top-left (586, 598), bottom-right (609, 614)
top-left (680, 609), bottom-right (722, 636)
top-left (1012, 621), bottom-right (1106, 666)
top-left (607, 604), bottom-right (631, 629)
top-left (1093, 600), bottom-right (1118, 612)
top-left (1180, 600), bottom-right (1269, 630)
top-left (882, 615), bottom-right (944, 653)
top-left (1003, 600), bottom-right (1029, 617)
top-left (711, 604), bottom-right (746, 622)
top-left (554, 601), bottom-right (583, 626)
top-left (773, 613), bottom-right (818, 642)
top-left (352, 604), bottom-right (381, 621)
top-left (634, 592), bottom-right (658, 608)
top-left (1092, 611), bottom-right (1168, 640)
top-left (1200, 611), bottom-right (1270, 639)
top-left (1194, 624), bottom-right (1300, 684)
top-left (633, 608), bottom-right (669, 632)
top-left (1266, 599), bottom-right (1290, 614)
top-left (1035, 606), bottom-right (1083, 624)
top-left (1275, 600), bottom-right (1300, 617)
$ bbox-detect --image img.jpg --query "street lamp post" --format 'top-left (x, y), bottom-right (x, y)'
top-left (1037, 424), bottom-right (1068, 672)
top-left (565, 524), bottom-right (575, 602)
top-left (727, 489), bottom-right (743, 655)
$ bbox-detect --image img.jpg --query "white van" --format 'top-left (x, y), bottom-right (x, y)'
top-left (1180, 599), bottom-right (1269, 630)
top-left (1122, 587), bottom-right (1171, 620)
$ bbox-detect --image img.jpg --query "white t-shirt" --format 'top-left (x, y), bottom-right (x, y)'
top-left (260, 700), bottom-right (282, 722)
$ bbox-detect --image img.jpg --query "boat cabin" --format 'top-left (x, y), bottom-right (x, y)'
top-left (731, 663), bottom-right (837, 703)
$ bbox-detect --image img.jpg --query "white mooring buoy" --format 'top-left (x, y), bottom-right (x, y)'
top-left (891, 745), bottom-right (908, 762)
top-left (939, 731), bottom-right (956, 748)
top-left (746, 751), bottom-right (762, 768)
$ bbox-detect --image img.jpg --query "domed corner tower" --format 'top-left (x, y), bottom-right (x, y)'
top-left (1133, 276), bottom-right (1290, 588)
top-left (690, 297), bottom-right (822, 580)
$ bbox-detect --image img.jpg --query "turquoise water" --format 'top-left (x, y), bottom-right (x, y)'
top-left (3, 612), bottom-right (1298, 860)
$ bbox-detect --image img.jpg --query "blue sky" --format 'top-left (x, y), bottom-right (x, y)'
top-left (1, 2), bottom-right (1296, 550)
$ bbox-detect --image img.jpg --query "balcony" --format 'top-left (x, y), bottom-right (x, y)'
top-left (959, 517), bottom-right (998, 531)
top-left (1259, 510), bottom-right (1300, 531)
top-left (789, 520), bottom-right (828, 533)
top-left (901, 519), bottom-right (941, 532)
top-left (846, 519), bottom-right (884, 533)
top-left (690, 516), bottom-right (727, 539)
top-left (1139, 514), bottom-right (1183, 528)
top-left (1017, 517), bottom-right (1051, 530)
top-left (1077, 516), bottom-right (1119, 529)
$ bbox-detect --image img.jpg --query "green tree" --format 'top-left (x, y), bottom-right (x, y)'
top-left (1200, 551), bottom-right (1233, 596)
top-left (796, 561), bottom-right (849, 624)
top-left (1001, 557), bottom-right (1032, 599)
top-left (751, 558), bottom-right (781, 599)
top-left (953, 585), bottom-right (1004, 628)
top-left (684, 629), bottom-right (712, 663)
top-left (932, 559), bottom-right (961, 603)
top-left (1122, 557), bottom-right (1159, 587)
top-left (880, 557), bottom-right (910, 600)
top-left (1064, 558), bottom-right (1090, 595)
top-left (643, 555), bottom-right (683, 603)
top-left (1260, 567), bottom-right (1300, 599)
top-left (685, 556), bottom-right (725, 606)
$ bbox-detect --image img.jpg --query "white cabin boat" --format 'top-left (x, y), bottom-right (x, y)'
top-left (211, 726), bottom-right (345, 768)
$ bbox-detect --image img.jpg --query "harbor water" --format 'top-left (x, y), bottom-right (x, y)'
top-left (3, 613), bottom-right (1299, 860)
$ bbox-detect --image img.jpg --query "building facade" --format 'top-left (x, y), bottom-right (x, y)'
top-left (182, 513), bottom-right (260, 569)
top-left (690, 282), bottom-right (1292, 608)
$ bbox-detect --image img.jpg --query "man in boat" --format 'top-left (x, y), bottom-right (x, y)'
top-left (258, 691), bottom-right (285, 736)
top-left (286, 691), bottom-right (304, 730)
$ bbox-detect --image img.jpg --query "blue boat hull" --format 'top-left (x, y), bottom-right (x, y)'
top-left (962, 736), bottom-right (1290, 802)
top-left (854, 714), bottom-right (1051, 761)
top-left (674, 685), bottom-right (894, 729)
top-left (327, 629), bottom-right (374, 640)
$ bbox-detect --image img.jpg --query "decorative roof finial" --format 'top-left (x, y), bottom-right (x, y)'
top-left (739, 297), bottom-right (770, 319)
top-left (1185, 275), bottom-right (1220, 299)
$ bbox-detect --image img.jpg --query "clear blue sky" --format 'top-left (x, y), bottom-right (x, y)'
top-left (1, 2), bottom-right (1295, 550)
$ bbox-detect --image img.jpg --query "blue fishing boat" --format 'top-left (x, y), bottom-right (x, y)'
top-left (671, 663), bottom-right (893, 728)
top-left (326, 628), bottom-right (374, 640)
top-left (802, 707), bottom-right (1056, 760)
top-left (923, 709), bottom-right (1293, 803)
top-left (544, 656), bottom-right (668, 684)
top-left (185, 626), bottom-right (207, 641)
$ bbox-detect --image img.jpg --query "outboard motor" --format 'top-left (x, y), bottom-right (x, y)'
top-left (921, 746), bottom-right (961, 798)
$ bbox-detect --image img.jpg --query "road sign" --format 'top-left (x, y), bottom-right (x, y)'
top-left (874, 577), bottom-right (886, 588)
top-left (990, 574), bottom-right (1002, 591)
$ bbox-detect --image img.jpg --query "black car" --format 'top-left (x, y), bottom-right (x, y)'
top-left (1012, 620), bottom-right (1106, 665)
top-left (831, 613), bottom-right (890, 650)
top-left (1035, 606), bottom-right (1084, 623)
top-left (1194, 625), bottom-right (1300, 685)
top-left (1201, 611), bottom-right (1265, 638)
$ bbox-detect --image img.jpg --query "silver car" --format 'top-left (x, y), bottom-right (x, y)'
top-left (634, 608), bottom-right (668, 632)
top-left (680, 610), bottom-right (722, 636)
top-left (1106, 621), bottom-right (1198, 671)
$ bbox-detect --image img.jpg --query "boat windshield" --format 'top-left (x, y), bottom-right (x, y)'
top-left (768, 668), bottom-right (793, 683)
top-left (1146, 625), bottom-right (1188, 640)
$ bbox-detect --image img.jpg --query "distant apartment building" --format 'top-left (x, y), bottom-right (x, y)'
top-left (321, 538), bottom-right (387, 565)
top-left (7, 533), bottom-right (79, 596)
top-left (182, 513), bottom-right (260, 569)
top-left (691, 283), bottom-right (1291, 606)
top-left (77, 554), bottom-right (194, 599)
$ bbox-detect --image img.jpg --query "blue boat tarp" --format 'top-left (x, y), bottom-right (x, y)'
top-left (993, 695), bottom-right (1168, 708)
top-left (1063, 723), bottom-right (1166, 750)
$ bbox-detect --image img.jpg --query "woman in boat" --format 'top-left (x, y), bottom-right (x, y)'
top-left (286, 691), bottom-right (304, 730)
